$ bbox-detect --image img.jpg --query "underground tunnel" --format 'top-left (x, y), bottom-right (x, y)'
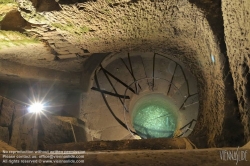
top-left (85, 52), bottom-right (199, 140)
top-left (0, 0), bottom-right (250, 165)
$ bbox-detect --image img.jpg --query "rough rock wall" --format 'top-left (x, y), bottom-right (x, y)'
top-left (11, 0), bottom-right (248, 147)
top-left (0, 140), bottom-right (17, 151)
top-left (222, 0), bottom-right (250, 142)
top-left (0, 96), bottom-right (22, 144)
top-left (0, 9), bottom-right (30, 31)
top-left (35, 0), bottom-right (226, 147)
top-left (36, 0), bottom-right (226, 147)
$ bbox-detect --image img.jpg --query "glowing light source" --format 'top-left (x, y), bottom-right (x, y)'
top-left (211, 54), bottom-right (215, 63)
top-left (28, 103), bottom-right (44, 113)
top-left (131, 94), bottom-right (178, 139)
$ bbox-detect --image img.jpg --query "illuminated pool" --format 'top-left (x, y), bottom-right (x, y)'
top-left (131, 93), bottom-right (178, 139)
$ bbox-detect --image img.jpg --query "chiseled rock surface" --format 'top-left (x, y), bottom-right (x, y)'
top-left (10, 113), bottom-right (87, 150)
top-left (222, 0), bottom-right (250, 142)
top-left (0, 0), bottom-right (248, 148)
top-left (0, 97), bottom-right (14, 127)
top-left (15, 0), bottom-right (246, 147)
top-left (0, 126), bottom-right (9, 143)
top-left (0, 140), bottom-right (17, 151)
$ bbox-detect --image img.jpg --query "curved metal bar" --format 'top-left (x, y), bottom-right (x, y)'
top-left (94, 52), bottom-right (199, 139)
top-left (154, 53), bottom-right (191, 96)
top-left (94, 69), bottom-right (137, 135)
top-left (152, 53), bottom-right (156, 89)
top-left (122, 77), bottom-right (184, 106)
top-left (175, 119), bottom-right (197, 138)
top-left (167, 63), bottom-right (178, 95)
top-left (179, 92), bottom-right (199, 111)
top-left (122, 77), bottom-right (185, 137)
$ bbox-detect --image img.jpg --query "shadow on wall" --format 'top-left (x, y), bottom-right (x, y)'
top-left (57, 0), bottom-right (95, 4)
top-left (30, 0), bottom-right (61, 12)
top-left (0, 10), bottom-right (31, 32)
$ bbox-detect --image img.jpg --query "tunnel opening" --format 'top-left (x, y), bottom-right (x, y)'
top-left (131, 93), bottom-right (178, 139)
top-left (83, 52), bottom-right (199, 142)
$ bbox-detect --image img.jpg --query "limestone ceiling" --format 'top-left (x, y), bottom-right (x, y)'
top-left (0, 0), bottom-right (221, 76)
top-left (0, 0), bottom-right (214, 85)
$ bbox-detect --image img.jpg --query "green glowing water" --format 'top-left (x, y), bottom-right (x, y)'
top-left (132, 94), bottom-right (178, 138)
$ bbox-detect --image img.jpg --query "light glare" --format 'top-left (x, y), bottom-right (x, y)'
top-left (28, 103), bottom-right (44, 113)
top-left (211, 54), bottom-right (215, 63)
